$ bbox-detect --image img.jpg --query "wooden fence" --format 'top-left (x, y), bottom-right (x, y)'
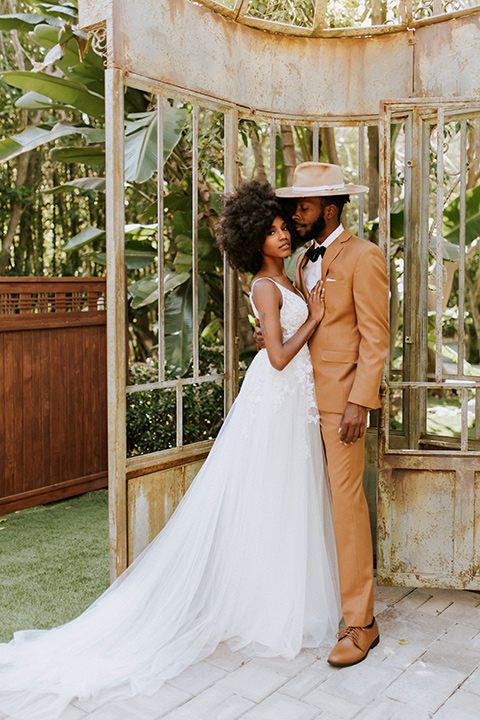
top-left (0, 278), bottom-right (107, 514)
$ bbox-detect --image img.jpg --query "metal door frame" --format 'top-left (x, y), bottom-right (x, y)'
top-left (378, 97), bottom-right (480, 590)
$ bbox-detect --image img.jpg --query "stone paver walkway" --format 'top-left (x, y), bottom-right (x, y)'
top-left (3, 584), bottom-right (480, 720)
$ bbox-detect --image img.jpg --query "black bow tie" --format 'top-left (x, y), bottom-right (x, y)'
top-left (305, 245), bottom-right (326, 263)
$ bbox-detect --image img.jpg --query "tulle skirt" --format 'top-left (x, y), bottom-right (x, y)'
top-left (0, 346), bottom-right (341, 719)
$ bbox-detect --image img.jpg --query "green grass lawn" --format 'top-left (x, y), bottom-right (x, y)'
top-left (0, 490), bottom-right (109, 643)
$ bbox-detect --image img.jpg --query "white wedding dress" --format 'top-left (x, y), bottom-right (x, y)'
top-left (0, 279), bottom-right (341, 720)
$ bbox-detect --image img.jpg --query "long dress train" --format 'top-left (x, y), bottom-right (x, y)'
top-left (0, 279), bottom-right (341, 720)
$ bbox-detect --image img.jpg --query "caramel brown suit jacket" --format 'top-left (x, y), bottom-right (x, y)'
top-left (294, 228), bottom-right (389, 413)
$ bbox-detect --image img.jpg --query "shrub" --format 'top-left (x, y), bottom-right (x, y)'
top-left (126, 345), bottom-right (225, 457)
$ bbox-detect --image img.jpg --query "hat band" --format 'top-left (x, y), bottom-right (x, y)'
top-left (292, 182), bottom-right (345, 192)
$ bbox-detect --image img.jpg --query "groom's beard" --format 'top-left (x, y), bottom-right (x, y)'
top-left (303, 214), bottom-right (326, 243)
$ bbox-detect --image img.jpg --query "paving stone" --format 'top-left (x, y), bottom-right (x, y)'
top-left (167, 660), bottom-right (227, 695)
top-left (205, 643), bottom-right (251, 672)
top-left (464, 666), bottom-right (480, 696)
top-left (394, 588), bottom-right (434, 611)
top-left (111, 684), bottom-right (193, 719)
top-left (373, 585), bottom-right (414, 606)
top-left (162, 686), bottom-right (246, 719)
top-left (251, 649), bottom-right (317, 677)
top-left (384, 660), bottom-right (466, 713)
top-left (438, 622), bottom-right (480, 646)
top-left (433, 688), bottom-right (480, 719)
top-left (375, 605), bottom-right (454, 646)
top-left (216, 662), bottom-right (289, 703)
top-left (468, 632), bottom-right (480, 653)
top-left (354, 697), bottom-right (431, 720)
top-left (447, 591), bottom-right (480, 607)
top-left (202, 693), bottom-right (255, 719)
top-left (318, 658), bottom-right (401, 705)
top-left (241, 692), bottom-right (319, 719)
top-left (439, 603), bottom-right (480, 627)
top-left (377, 634), bottom-right (426, 669)
top-left (373, 600), bottom-right (388, 616)
top-left (301, 687), bottom-right (363, 719)
top-left (281, 666), bottom-right (329, 699)
top-left (420, 638), bottom-right (480, 676)
top-left (418, 589), bottom-right (479, 618)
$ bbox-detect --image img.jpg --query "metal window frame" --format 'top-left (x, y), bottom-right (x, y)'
top-left (106, 68), bottom-right (388, 577)
top-left (379, 97), bottom-right (480, 457)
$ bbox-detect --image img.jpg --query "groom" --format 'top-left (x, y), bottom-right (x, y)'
top-left (256, 162), bottom-right (389, 667)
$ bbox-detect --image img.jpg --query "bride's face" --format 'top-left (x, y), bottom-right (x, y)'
top-left (261, 216), bottom-right (291, 259)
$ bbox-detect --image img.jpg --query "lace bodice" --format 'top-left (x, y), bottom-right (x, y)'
top-left (250, 278), bottom-right (308, 342)
top-left (246, 278), bottom-right (319, 431)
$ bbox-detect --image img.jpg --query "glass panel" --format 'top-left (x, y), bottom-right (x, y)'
top-left (425, 387), bottom-right (475, 439)
top-left (127, 388), bottom-right (176, 457)
top-left (388, 387), bottom-right (404, 434)
top-left (325, 0), bottom-right (405, 28)
top-left (245, 0), bottom-right (315, 28)
top-left (426, 115), bottom-right (480, 382)
top-left (126, 98), bottom-right (229, 457)
top-left (412, 0), bottom-right (480, 21)
top-left (184, 379), bottom-right (225, 444)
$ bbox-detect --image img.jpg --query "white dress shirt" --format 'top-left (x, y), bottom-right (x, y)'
top-left (303, 224), bottom-right (344, 292)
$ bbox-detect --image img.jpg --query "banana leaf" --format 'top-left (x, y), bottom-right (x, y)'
top-left (443, 185), bottom-right (480, 245)
top-left (128, 271), bottom-right (191, 309)
top-left (0, 121), bottom-right (95, 163)
top-left (0, 71), bottom-right (104, 117)
top-left (49, 145), bottom-right (105, 166)
top-left (164, 275), bottom-right (207, 374)
top-left (62, 225), bottom-right (104, 251)
top-left (45, 177), bottom-right (106, 193)
top-left (0, 13), bottom-right (55, 31)
top-left (124, 108), bottom-right (188, 183)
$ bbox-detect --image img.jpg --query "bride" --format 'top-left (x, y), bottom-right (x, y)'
top-left (0, 180), bottom-right (341, 720)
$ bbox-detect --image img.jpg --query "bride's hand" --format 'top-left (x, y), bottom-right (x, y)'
top-left (307, 280), bottom-right (325, 324)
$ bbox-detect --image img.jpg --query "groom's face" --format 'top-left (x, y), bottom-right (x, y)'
top-left (292, 198), bottom-right (326, 242)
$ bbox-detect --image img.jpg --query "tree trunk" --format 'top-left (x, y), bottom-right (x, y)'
top-left (0, 148), bottom-right (33, 274)
top-left (323, 127), bottom-right (339, 165)
top-left (251, 130), bottom-right (268, 183)
top-left (280, 125), bottom-right (296, 186)
top-left (467, 122), bottom-right (480, 191)
top-left (371, 0), bottom-right (387, 24)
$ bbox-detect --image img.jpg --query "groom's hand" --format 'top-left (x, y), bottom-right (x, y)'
top-left (253, 318), bottom-right (266, 349)
top-left (339, 402), bottom-right (367, 445)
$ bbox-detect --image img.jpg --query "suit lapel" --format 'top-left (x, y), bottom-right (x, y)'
top-left (321, 228), bottom-right (352, 279)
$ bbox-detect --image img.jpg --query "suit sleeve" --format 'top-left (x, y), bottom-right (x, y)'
top-left (348, 244), bottom-right (389, 409)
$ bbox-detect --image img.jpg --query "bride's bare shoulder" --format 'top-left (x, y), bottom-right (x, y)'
top-left (251, 277), bottom-right (282, 309)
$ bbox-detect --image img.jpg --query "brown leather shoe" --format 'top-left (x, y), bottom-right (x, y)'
top-left (327, 618), bottom-right (379, 667)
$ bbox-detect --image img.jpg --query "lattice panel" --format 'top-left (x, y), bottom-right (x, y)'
top-left (0, 283), bottom-right (106, 316)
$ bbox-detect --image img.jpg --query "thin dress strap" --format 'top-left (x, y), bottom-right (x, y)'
top-left (250, 277), bottom-right (282, 291)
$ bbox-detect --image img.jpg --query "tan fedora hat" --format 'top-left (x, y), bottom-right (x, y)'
top-left (275, 162), bottom-right (368, 198)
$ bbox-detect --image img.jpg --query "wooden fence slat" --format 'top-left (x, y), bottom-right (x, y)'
top-left (4, 333), bottom-right (17, 499)
top-left (22, 331), bottom-right (34, 494)
top-left (0, 278), bottom-right (108, 514)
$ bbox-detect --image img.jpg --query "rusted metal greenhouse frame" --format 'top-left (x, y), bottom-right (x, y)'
top-left (79, 0), bottom-right (480, 588)
top-left (379, 98), bottom-right (480, 455)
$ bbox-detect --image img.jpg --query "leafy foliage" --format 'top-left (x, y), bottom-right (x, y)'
top-left (126, 345), bottom-right (224, 456)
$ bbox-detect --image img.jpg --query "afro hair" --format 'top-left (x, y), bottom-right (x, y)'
top-left (217, 179), bottom-right (299, 275)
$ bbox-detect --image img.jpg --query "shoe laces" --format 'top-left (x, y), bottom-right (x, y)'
top-left (337, 625), bottom-right (361, 647)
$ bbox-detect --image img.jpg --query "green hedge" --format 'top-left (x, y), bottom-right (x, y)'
top-left (127, 345), bottom-right (225, 457)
